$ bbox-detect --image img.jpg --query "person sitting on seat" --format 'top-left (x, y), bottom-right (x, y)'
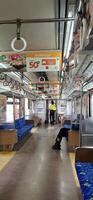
top-left (52, 114), bottom-right (83, 150)
top-left (52, 127), bottom-right (70, 150)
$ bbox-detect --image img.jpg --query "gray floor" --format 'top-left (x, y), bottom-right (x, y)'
top-left (0, 125), bottom-right (81, 200)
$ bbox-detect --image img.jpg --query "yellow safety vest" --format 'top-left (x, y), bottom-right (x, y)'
top-left (49, 104), bottom-right (56, 111)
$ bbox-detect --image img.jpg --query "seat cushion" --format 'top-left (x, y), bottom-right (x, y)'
top-left (15, 117), bottom-right (25, 129)
top-left (75, 162), bottom-right (93, 200)
top-left (17, 124), bottom-right (34, 140)
top-left (63, 124), bottom-right (71, 129)
top-left (24, 124), bottom-right (34, 130)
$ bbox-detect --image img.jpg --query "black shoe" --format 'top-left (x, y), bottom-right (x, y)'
top-left (52, 144), bottom-right (61, 150)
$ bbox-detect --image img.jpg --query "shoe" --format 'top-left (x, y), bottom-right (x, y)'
top-left (52, 144), bottom-right (61, 150)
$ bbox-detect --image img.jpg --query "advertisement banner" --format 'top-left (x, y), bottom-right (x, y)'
top-left (0, 54), bottom-right (26, 71)
top-left (26, 51), bottom-right (62, 72)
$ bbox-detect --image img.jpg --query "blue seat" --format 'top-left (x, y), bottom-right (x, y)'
top-left (0, 117), bottom-right (34, 142)
top-left (14, 117), bottom-right (34, 141)
top-left (75, 162), bottom-right (93, 200)
top-left (63, 124), bottom-right (71, 129)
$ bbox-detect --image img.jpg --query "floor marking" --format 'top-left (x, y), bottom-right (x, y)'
top-left (31, 127), bottom-right (38, 134)
top-left (0, 151), bottom-right (16, 171)
top-left (69, 153), bottom-right (79, 187)
top-left (0, 128), bottom-right (38, 171)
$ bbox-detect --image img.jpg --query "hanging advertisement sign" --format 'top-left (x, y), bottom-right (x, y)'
top-left (0, 54), bottom-right (26, 71)
top-left (0, 95), bottom-right (7, 123)
top-left (26, 51), bottom-right (62, 72)
top-left (8, 54), bottom-right (26, 70)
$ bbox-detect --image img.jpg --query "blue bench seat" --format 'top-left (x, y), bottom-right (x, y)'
top-left (0, 117), bottom-right (34, 142)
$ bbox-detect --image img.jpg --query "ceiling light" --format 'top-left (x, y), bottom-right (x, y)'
top-left (23, 80), bottom-right (28, 84)
top-left (11, 72), bottom-right (20, 78)
top-left (0, 63), bottom-right (7, 68)
top-left (70, 60), bottom-right (74, 64)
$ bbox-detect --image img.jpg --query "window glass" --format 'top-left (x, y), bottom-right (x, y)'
top-left (15, 98), bottom-right (19, 119)
top-left (6, 104), bottom-right (13, 122)
top-left (7, 98), bottom-right (13, 103)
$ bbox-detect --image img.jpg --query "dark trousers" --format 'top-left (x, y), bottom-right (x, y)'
top-left (50, 110), bottom-right (55, 124)
top-left (56, 127), bottom-right (70, 143)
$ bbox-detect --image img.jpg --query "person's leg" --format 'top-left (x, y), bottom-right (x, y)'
top-left (52, 128), bottom-right (69, 150)
top-left (52, 128), bottom-right (63, 150)
top-left (50, 111), bottom-right (52, 124)
top-left (50, 111), bottom-right (54, 124)
top-left (52, 111), bottom-right (55, 125)
top-left (56, 128), bottom-right (69, 140)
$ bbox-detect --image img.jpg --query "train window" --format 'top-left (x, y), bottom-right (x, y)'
top-left (6, 102), bottom-right (13, 122)
top-left (15, 98), bottom-right (19, 103)
top-left (6, 97), bottom-right (20, 122)
top-left (25, 98), bottom-right (30, 118)
top-left (7, 97), bottom-right (13, 103)
top-left (15, 98), bottom-right (20, 119)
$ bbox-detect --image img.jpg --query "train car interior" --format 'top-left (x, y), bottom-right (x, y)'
top-left (0, 0), bottom-right (93, 199)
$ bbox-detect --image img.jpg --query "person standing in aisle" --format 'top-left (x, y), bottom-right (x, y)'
top-left (49, 100), bottom-right (56, 125)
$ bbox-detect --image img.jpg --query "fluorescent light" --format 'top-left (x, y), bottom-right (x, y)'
top-left (78, 0), bottom-right (82, 11)
top-left (64, 10), bottom-right (74, 59)
top-left (70, 60), bottom-right (74, 64)
top-left (42, 94), bottom-right (45, 99)
top-left (11, 72), bottom-right (20, 79)
top-left (0, 63), bottom-right (7, 68)
top-left (66, 21), bottom-right (74, 58)
top-left (23, 80), bottom-right (28, 84)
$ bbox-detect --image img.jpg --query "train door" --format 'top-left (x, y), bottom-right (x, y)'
top-left (25, 98), bottom-right (30, 119)
top-left (33, 100), bottom-right (46, 122)
top-left (6, 96), bottom-right (21, 122)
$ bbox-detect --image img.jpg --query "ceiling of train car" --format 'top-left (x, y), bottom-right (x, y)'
top-left (0, 0), bottom-right (76, 99)
top-left (0, 0), bottom-right (56, 51)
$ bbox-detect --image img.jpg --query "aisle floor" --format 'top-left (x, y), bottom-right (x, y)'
top-left (0, 125), bottom-right (81, 200)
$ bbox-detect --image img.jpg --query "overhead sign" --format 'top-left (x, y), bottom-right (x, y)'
top-left (9, 54), bottom-right (26, 70)
top-left (26, 51), bottom-right (62, 72)
top-left (0, 54), bottom-right (26, 71)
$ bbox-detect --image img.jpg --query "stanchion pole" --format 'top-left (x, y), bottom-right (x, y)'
top-left (80, 86), bottom-right (83, 147)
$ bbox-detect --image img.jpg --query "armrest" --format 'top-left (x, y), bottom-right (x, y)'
top-left (0, 130), bottom-right (17, 145)
top-left (25, 119), bottom-right (34, 125)
top-left (75, 147), bottom-right (93, 163)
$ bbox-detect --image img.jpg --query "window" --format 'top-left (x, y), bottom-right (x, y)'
top-left (6, 97), bottom-right (13, 122)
